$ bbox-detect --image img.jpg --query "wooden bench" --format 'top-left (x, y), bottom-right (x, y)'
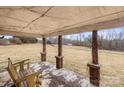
top-left (7, 58), bottom-right (41, 87)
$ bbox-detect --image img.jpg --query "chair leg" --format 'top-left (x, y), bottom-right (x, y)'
top-left (36, 75), bottom-right (41, 87)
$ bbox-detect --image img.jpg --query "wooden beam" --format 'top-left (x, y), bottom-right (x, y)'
top-left (45, 16), bottom-right (124, 37)
top-left (40, 37), bottom-right (46, 61)
top-left (55, 35), bottom-right (63, 69)
top-left (0, 29), bottom-right (43, 38)
top-left (58, 35), bottom-right (62, 56)
top-left (43, 37), bottom-right (46, 53)
top-left (87, 30), bottom-right (100, 86)
top-left (92, 30), bottom-right (98, 64)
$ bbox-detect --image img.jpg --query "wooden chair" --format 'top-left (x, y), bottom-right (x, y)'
top-left (7, 58), bottom-right (41, 87)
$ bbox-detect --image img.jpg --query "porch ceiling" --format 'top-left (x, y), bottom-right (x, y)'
top-left (0, 6), bottom-right (124, 37)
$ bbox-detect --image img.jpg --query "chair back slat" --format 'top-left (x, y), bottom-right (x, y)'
top-left (7, 58), bottom-right (18, 82)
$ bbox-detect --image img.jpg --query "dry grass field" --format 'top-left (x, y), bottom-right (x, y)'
top-left (0, 44), bottom-right (124, 86)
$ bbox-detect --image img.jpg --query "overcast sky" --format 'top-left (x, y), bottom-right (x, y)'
top-left (64, 27), bottom-right (124, 40)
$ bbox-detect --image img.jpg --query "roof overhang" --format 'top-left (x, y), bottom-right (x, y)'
top-left (0, 6), bottom-right (124, 37)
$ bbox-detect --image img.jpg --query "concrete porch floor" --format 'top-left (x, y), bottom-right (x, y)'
top-left (0, 62), bottom-right (93, 87)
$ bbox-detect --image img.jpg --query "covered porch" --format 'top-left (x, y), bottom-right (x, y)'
top-left (0, 6), bottom-right (124, 87)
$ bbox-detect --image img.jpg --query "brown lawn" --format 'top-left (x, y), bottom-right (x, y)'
top-left (0, 44), bottom-right (124, 86)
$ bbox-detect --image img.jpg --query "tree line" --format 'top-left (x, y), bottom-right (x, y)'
top-left (0, 36), bottom-right (38, 45)
top-left (0, 30), bottom-right (124, 52)
top-left (48, 31), bottom-right (124, 52)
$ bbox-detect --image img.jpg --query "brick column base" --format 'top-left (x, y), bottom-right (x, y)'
top-left (87, 63), bottom-right (100, 86)
top-left (55, 56), bottom-right (64, 69)
top-left (40, 52), bottom-right (46, 61)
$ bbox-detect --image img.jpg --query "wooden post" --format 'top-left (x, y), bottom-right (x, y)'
top-left (55, 35), bottom-right (63, 69)
top-left (87, 30), bottom-right (100, 86)
top-left (40, 37), bottom-right (46, 61)
top-left (92, 30), bottom-right (98, 65)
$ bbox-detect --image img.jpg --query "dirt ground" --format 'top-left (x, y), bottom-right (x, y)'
top-left (0, 44), bottom-right (124, 86)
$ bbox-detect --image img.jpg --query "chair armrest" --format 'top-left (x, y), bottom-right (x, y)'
top-left (13, 59), bottom-right (30, 66)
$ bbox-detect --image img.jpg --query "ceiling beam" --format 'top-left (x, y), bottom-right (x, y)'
top-left (20, 6), bottom-right (54, 32)
top-left (0, 29), bottom-right (43, 37)
top-left (45, 16), bottom-right (124, 37)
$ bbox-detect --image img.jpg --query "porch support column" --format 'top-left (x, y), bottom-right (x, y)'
top-left (40, 37), bottom-right (46, 61)
top-left (87, 30), bottom-right (100, 86)
top-left (55, 35), bottom-right (63, 69)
